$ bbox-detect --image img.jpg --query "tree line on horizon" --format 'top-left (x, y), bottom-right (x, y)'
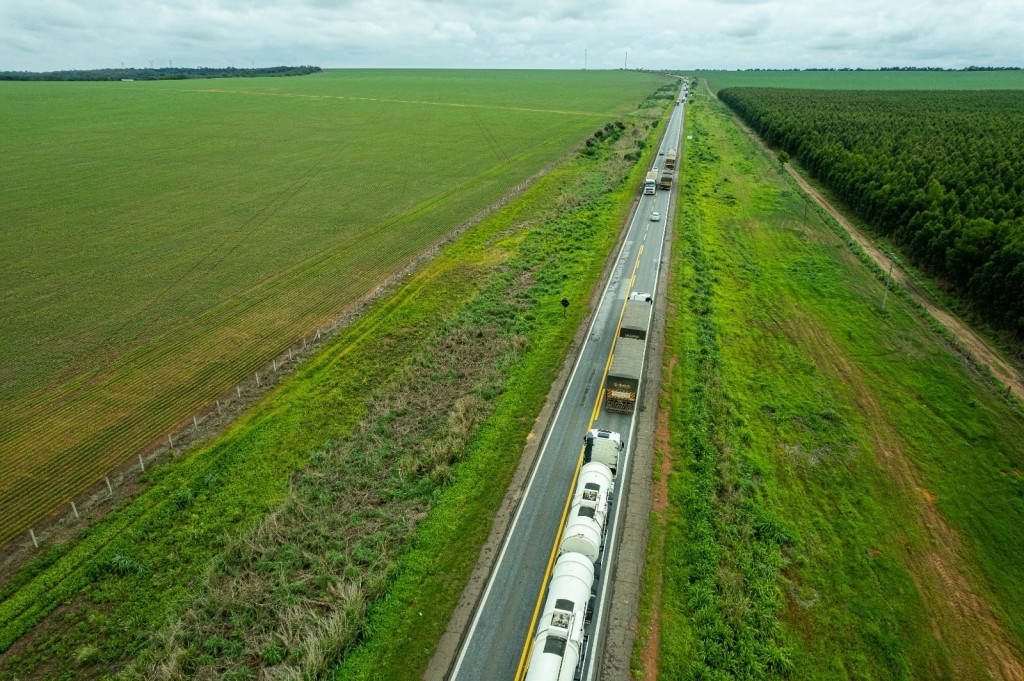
top-left (0, 65), bottom-right (322, 81)
top-left (719, 87), bottom-right (1024, 336)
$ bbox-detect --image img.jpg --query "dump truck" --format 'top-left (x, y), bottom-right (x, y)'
top-left (604, 337), bottom-right (645, 414)
top-left (643, 170), bottom-right (657, 195)
top-left (664, 149), bottom-right (677, 170)
top-left (620, 299), bottom-right (652, 341)
top-left (659, 170), bottom-right (673, 190)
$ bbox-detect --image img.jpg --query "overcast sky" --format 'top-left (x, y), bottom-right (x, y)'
top-left (2, 0), bottom-right (1020, 72)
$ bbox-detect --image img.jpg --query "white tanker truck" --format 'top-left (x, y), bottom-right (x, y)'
top-left (524, 429), bottom-right (624, 681)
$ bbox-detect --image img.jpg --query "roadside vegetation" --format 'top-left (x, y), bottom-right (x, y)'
top-left (636, 84), bottom-right (1024, 679)
top-left (0, 69), bottom-right (662, 550)
top-left (0, 78), bottom-right (673, 679)
top-left (720, 87), bottom-right (1024, 338)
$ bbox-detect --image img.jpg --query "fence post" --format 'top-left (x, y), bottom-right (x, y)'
top-left (217, 400), bottom-right (221, 415)
top-left (255, 372), bottom-right (261, 387)
top-left (105, 477), bottom-right (113, 498)
top-left (237, 385), bottom-right (242, 398)
top-left (193, 416), bottom-right (198, 432)
top-left (71, 502), bottom-right (80, 519)
top-left (168, 434), bottom-right (173, 448)
top-left (139, 455), bottom-right (145, 472)
top-left (273, 359), bottom-right (277, 372)
top-left (289, 347), bottom-right (293, 360)
top-left (29, 529), bottom-right (38, 548)
top-left (303, 337), bottom-right (307, 349)
top-left (315, 328), bottom-right (321, 341)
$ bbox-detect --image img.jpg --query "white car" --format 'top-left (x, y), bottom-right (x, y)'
top-left (650, 211), bottom-right (661, 222)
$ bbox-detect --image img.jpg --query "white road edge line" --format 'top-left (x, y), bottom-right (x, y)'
top-left (451, 152), bottom-right (654, 680)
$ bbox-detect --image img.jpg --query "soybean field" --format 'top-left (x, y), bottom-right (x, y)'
top-left (0, 69), bottom-right (664, 548)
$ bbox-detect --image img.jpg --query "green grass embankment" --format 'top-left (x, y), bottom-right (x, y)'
top-left (0, 80), bottom-right (677, 679)
top-left (636, 85), bottom-right (1024, 680)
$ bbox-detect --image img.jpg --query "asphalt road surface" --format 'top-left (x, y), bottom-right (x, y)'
top-left (451, 84), bottom-right (687, 681)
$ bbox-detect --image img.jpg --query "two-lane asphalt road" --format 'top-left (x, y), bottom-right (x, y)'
top-left (451, 83), bottom-right (687, 681)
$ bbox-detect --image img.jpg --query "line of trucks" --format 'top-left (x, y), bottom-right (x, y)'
top-left (524, 293), bottom-right (653, 680)
top-left (644, 151), bottom-right (677, 195)
top-left (522, 82), bottom-right (682, 680)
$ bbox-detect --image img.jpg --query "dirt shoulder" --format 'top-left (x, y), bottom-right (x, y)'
top-left (716, 87), bottom-right (1024, 404)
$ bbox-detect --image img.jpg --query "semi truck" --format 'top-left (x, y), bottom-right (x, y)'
top-left (604, 337), bottom-right (645, 414)
top-left (620, 299), bottom-right (652, 341)
top-left (664, 149), bottom-right (677, 170)
top-left (659, 170), bottom-right (673, 190)
top-left (643, 170), bottom-right (657, 195)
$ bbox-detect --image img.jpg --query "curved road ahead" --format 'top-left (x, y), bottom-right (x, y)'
top-left (451, 83), bottom-right (687, 681)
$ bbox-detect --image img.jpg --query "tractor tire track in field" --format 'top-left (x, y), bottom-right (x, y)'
top-left (708, 80), bottom-right (1024, 404)
top-left (183, 87), bottom-right (613, 118)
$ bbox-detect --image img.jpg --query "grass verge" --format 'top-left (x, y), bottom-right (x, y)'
top-left (635, 84), bottom-right (1024, 680)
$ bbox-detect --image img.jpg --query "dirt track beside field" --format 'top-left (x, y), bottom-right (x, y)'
top-left (712, 81), bottom-right (1024, 405)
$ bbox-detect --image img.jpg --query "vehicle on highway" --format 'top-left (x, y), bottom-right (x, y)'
top-left (524, 429), bottom-right (624, 681)
top-left (620, 297), bottom-right (653, 341)
top-left (604, 338), bottom-right (644, 414)
top-left (643, 171), bottom-right (657, 195)
top-left (650, 211), bottom-right (660, 221)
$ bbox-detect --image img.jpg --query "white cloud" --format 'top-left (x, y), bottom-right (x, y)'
top-left (0, 0), bottom-right (1020, 71)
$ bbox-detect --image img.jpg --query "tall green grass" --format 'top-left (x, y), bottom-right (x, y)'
top-left (641, 84), bottom-right (1024, 680)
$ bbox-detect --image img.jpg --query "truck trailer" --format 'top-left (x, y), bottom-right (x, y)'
top-left (659, 170), bottom-right (673, 190)
top-left (604, 337), bottom-right (645, 414)
top-left (664, 149), bottom-right (677, 170)
top-left (619, 299), bottom-right (652, 341)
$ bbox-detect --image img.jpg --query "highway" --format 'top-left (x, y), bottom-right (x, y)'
top-left (450, 83), bottom-right (687, 681)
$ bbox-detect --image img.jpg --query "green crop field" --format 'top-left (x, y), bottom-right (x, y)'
top-left (0, 69), bottom-right (664, 548)
top-left (0, 80), bottom-right (675, 678)
top-left (634, 85), bottom-right (1024, 679)
top-left (692, 69), bottom-right (1024, 93)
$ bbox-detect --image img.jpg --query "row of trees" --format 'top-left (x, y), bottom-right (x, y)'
top-left (720, 87), bottom-right (1024, 335)
top-left (0, 66), bottom-right (322, 81)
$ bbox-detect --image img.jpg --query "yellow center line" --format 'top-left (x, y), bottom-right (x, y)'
top-left (514, 239), bottom-right (647, 680)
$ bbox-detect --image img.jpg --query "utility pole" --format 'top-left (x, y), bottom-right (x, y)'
top-left (584, 49), bottom-right (587, 71)
top-left (625, 51), bottom-right (628, 70)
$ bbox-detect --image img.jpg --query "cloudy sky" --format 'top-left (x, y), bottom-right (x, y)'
top-left (2, 0), bottom-right (1020, 72)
